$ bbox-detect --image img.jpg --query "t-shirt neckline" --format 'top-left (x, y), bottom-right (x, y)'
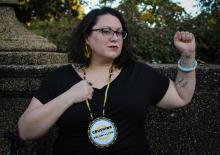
top-left (69, 64), bottom-right (126, 91)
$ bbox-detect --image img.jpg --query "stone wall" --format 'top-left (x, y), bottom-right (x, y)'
top-left (147, 64), bottom-right (220, 155)
top-left (0, 65), bottom-right (66, 155)
top-left (0, 64), bottom-right (220, 155)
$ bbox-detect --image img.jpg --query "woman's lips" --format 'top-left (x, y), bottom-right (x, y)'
top-left (108, 45), bottom-right (119, 51)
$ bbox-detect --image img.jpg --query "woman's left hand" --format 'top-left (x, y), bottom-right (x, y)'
top-left (174, 31), bottom-right (196, 58)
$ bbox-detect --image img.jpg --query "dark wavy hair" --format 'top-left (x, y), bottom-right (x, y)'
top-left (68, 7), bottom-right (134, 68)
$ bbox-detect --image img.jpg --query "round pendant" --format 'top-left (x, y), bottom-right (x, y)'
top-left (88, 117), bottom-right (117, 148)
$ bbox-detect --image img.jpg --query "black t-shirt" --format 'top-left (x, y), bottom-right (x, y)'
top-left (34, 61), bottom-right (169, 155)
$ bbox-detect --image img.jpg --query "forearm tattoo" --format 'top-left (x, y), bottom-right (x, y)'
top-left (176, 77), bottom-right (188, 88)
top-left (176, 55), bottom-right (193, 88)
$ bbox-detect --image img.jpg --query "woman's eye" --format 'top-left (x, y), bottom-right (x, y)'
top-left (101, 29), bottom-right (111, 35)
top-left (116, 31), bottom-right (123, 36)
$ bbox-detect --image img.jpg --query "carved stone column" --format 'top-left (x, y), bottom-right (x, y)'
top-left (0, 0), bottom-right (68, 154)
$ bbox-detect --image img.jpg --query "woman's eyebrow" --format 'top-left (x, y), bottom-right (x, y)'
top-left (94, 26), bottom-right (123, 30)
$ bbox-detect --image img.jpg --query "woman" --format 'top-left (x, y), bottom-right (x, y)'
top-left (18, 7), bottom-right (197, 154)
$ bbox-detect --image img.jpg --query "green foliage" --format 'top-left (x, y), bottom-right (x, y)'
top-left (198, 0), bottom-right (219, 13)
top-left (15, 0), bottom-right (85, 23)
top-left (100, 0), bottom-right (185, 27)
top-left (25, 0), bottom-right (220, 64)
top-left (99, 0), bottom-right (220, 64)
top-left (100, 0), bottom-right (186, 63)
top-left (194, 13), bottom-right (220, 63)
top-left (28, 17), bottom-right (80, 53)
top-left (194, 0), bottom-right (220, 63)
top-left (130, 23), bottom-right (181, 63)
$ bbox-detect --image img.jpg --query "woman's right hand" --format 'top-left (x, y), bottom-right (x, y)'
top-left (18, 80), bottom-right (94, 140)
top-left (69, 80), bottom-right (94, 104)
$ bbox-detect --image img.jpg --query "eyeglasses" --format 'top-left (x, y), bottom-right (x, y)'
top-left (90, 27), bottom-right (127, 40)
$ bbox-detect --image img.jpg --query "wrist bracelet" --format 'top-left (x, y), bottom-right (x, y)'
top-left (177, 59), bottom-right (198, 72)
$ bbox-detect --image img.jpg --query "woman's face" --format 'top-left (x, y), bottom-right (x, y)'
top-left (86, 14), bottom-right (124, 62)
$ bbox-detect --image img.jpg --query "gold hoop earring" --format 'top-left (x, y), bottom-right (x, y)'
top-left (84, 44), bottom-right (91, 59)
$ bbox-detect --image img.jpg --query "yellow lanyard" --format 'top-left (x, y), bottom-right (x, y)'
top-left (83, 66), bottom-right (113, 120)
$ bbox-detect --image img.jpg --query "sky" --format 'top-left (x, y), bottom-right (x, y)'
top-left (173, 0), bottom-right (201, 15)
top-left (84, 0), bottom-right (201, 16)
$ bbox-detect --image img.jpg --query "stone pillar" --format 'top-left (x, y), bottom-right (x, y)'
top-left (0, 0), bottom-right (68, 154)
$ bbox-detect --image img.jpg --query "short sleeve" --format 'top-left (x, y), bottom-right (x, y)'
top-left (135, 62), bottom-right (170, 105)
top-left (146, 66), bottom-right (170, 105)
top-left (34, 65), bottom-right (78, 104)
top-left (34, 71), bottom-right (57, 104)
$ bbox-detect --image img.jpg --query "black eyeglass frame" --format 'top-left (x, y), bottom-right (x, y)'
top-left (90, 28), bottom-right (127, 40)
